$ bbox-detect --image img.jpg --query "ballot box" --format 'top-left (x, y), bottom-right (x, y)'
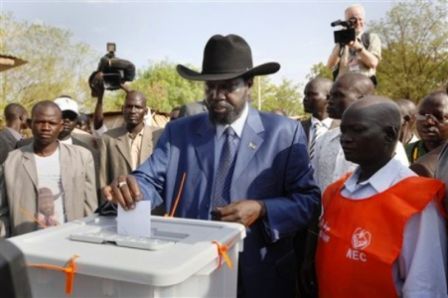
top-left (8, 215), bottom-right (246, 298)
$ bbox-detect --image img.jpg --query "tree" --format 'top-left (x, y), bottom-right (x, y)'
top-left (306, 62), bottom-right (333, 81)
top-left (125, 61), bottom-right (204, 113)
top-left (252, 77), bottom-right (303, 117)
top-left (369, 0), bottom-right (448, 102)
top-left (0, 13), bottom-right (98, 113)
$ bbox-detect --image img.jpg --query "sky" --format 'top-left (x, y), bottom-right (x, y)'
top-left (1, 0), bottom-right (396, 86)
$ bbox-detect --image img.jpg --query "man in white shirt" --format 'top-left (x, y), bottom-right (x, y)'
top-left (0, 101), bottom-right (97, 237)
top-left (316, 96), bottom-right (447, 297)
top-left (313, 73), bottom-right (409, 192)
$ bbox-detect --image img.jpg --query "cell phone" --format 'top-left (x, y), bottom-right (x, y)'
top-left (107, 42), bottom-right (116, 53)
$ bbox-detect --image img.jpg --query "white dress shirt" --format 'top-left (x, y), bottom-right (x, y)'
top-left (340, 158), bottom-right (447, 298)
top-left (313, 127), bottom-right (410, 192)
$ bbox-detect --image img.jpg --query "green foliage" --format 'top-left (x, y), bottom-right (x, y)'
top-left (306, 62), bottom-right (333, 81)
top-left (369, 0), bottom-right (448, 102)
top-left (125, 61), bottom-right (204, 113)
top-left (252, 77), bottom-right (303, 117)
top-left (0, 13), bottom-right (98, 113)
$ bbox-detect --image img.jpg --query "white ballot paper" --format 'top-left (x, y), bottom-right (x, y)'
top-left (117, 201), bottom-right (152, 238)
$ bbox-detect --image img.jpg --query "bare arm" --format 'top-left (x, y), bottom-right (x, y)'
top-left (349, 39), bottom-right (379, 69)
top-left (327, 44), bottom-right (341, 69)
top-left (89, 71), bottom-right (105, 130)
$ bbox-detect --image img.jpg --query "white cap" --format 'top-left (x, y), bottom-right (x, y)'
top-left (54, 96), bottom-right (79, 115)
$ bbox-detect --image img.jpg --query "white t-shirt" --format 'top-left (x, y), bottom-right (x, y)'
top-left (34, 148), bottom-right (65, 226)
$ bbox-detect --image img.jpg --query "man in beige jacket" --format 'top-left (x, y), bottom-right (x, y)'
top-left (98, 91), bottom-right (161, 193)
top-left (0, 101), bottom-right (97, 237)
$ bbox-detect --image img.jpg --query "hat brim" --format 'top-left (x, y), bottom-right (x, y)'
top-left (176, 62), bottom-right (280, 81)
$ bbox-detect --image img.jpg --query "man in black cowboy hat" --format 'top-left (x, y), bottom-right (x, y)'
top-left (103, 34), bottom-right (320, 298)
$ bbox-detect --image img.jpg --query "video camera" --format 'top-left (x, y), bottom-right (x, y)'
top-left (331, 17), bottom-right (357, 45)
top-left (94, 43), bottom-right (136, 91)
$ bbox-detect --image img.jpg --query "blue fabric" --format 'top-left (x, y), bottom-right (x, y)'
top-left (212, 127), bottom-right (238, 208)
top-left (133, 107), bottom-right (321, 298)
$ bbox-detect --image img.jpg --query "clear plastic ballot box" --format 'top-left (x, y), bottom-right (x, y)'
top-left (8, 215), bottom-right (246, 298)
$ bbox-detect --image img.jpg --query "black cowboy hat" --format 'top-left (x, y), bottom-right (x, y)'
top-left (177, 34), bottom-right (280, 81)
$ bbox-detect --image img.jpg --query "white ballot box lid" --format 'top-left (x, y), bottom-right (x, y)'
top-left (8, 215), bottom-right (246, 287)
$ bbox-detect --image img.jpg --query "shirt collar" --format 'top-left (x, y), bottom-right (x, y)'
top-left (59, 136), bottom-right (72, 145)
top-left (311, 116), bottom-right (333, 129)
top-left (128, 128), bottom-right (144, 139)
top-left (344, 158), bottom-right (403, 194)
top-left (216, 102), bottom-right (249, 139)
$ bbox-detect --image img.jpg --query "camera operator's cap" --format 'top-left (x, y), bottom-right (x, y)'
top-left (54, 96), bottom-right (79, 116)
top-left (177, 34), bottom-right (280, 81)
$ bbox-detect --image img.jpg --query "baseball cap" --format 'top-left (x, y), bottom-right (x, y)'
top-left (54, 96), bottom-right (79, 115)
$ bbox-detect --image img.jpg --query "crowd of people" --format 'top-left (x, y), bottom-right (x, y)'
top-left (1, 3), bottom-right (448, 298)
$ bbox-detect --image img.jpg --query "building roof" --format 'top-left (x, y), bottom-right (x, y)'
top-left (0, 54), bottom-right (27, 72)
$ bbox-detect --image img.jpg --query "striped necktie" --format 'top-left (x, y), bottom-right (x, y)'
top-left (212, 127), bottom-right (238, 208)
top-left (309, 122), bottom-right (323, 161)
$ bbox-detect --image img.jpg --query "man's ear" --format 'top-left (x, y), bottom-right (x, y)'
top-left (58, 120), bottom-right (64, 133)
top-left (384, 126), bottom-right (399, 143)
top-left (246, 78), bottom-right (254, 88)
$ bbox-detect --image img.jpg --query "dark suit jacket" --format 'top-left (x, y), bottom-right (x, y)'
top-left (178, 100), bottom-right (208, 117)
top-left (410, 143), bottom-right (445, 177)
top-left (0, 129), bottom-right (19, 164)
top-left (133, 107), bottom-right (321, 297)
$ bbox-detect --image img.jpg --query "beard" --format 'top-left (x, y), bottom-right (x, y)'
top-left (207, 100), bottom-right (244, 125)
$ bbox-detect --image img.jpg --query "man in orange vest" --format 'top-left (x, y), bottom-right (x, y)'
top-left (316, 96), bottom-right (447, 297)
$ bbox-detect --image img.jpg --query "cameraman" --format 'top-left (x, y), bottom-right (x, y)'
top-left (327, 4), bottom-right (381, 85)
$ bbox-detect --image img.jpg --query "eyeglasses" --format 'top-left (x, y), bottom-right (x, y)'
top-left (415, 113), bottom-right (448, 125)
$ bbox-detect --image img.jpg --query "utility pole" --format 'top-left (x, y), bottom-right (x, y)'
top-left (257, 76), bottom-right (261, 110)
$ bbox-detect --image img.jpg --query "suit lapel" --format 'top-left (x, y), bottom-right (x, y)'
top-left (22, 144), bottom-right (39, 191)
top-left (115, 126), bottom-right (132, 169)
top-left (59, 144), bottom-right (74, 220)
top-left (194, 119), bottom-right (215, 179)
top-left (140, 126), bottom-right (153, 162)
top-left (232, 108), bottom-right (264, 184)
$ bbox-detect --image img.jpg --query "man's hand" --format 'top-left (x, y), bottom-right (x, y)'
top-left (89, 71), bottom-right (105, 98)
top-left (102, 175), bottom-right (142, 210)
top-left (213, 200), bottom-right (266, 227)
top-left (120, 82), bottom-right (132, 93)
top-left (348, 39), bottom-right (363, 51)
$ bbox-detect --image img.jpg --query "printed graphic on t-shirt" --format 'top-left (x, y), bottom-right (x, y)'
top-left (348, 55), bottom-right (361, 72)
top-left (37, 187), bottom-right (61, 228)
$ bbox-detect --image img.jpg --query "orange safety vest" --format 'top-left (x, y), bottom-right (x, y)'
top-left (316, 175), bottom-right (445, 298)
